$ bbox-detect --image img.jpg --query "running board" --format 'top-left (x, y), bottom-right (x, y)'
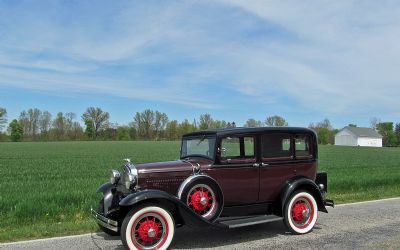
top-left (216, 215), bottom-right (283, 229)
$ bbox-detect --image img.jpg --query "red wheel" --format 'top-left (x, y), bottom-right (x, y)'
top-left (180, 179), bottom-right (223, 221)
top-left (121, 205), bottom-right (174, 250)
top-left (284, 191), bottom-right (318, 234)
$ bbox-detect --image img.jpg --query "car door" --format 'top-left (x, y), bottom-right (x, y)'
top-left (258, 133), bottom-right (317, 202)
top-left (204, 135), bottom-right (259, 206)
top-left (258, 132), bottom-right (297, 202)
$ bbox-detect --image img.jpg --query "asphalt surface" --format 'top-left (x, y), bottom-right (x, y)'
top-left (1, 197), bottom-right (400, 250)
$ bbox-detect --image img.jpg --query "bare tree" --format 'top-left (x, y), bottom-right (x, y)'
top-left (154, 111), bottom-right (168, 139)
top-left (52, 112), bottom-right (66, 140)
top-left (82, 107), bottom-right (110, 139)
top-left (39, 111), bottom-right (52, 134)
top-left (370, 117), bottom-right (381, 130)
top-left (141, 109), bottom-right (155, 139)
top-left (28, 108), bottom-right (41, 138)
top-left (199, 114), bottom-right (213, 130)
top-left (19, 111), bottom-right (29, 136)
top-left (0, 107), bottom-right (7, 130)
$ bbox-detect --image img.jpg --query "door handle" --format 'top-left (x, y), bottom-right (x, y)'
top-left (253, 163), bottom-right (260, 167)
top-left (261, 163), bottom-right (269, 167)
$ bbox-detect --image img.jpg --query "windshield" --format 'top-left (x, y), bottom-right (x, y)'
top-left (180, 135), bottom-right (216, 160)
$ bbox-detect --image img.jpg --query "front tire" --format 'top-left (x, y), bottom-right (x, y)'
top-left (121, 204), bottom-right (175, 250)
top-left (283, 190), bottom-right (318, 234)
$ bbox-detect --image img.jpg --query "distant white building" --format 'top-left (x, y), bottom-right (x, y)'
top-left (335, 126), bottom-right (383, 147)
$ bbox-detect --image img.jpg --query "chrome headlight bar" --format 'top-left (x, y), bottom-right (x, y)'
top-left (110, 169), bottom-right (121, 185)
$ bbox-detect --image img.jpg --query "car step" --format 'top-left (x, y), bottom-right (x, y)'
top-left (216, 215), bottom-right (283, 229)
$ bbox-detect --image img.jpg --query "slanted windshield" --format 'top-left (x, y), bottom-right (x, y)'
top-left (181, 135), bottom-right (216, 160)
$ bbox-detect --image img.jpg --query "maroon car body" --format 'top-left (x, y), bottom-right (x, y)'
top-left (92, 127), bottom-right (333, 250)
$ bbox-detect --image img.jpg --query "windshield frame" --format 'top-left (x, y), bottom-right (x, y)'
top-left (180, 134), bottom-right (217, 161)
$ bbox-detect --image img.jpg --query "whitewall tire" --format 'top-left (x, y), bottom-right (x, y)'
top-left (121, 205), bottom-right (175, 250)
top-left (284, 191), bottom-right (318, 234)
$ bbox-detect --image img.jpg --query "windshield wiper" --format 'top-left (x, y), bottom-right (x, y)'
top-left (196, 135), bottom-right (206, 146)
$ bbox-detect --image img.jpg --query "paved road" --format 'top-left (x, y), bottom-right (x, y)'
top-left (1, 198), bottom-right (400, 250)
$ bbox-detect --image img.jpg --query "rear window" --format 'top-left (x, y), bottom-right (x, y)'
top-left (295, 135), bottom-right (312, 159)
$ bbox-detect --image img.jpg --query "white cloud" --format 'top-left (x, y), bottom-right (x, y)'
top-left (1, 0), bottom-right (400, 125)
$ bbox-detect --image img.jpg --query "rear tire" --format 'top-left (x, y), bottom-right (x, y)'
top-left (283, 190), bottom-right (318, 234)
top-left (121, 204), bottom-right (175, 250)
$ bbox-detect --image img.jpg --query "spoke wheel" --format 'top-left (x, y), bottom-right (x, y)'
top-left (122, 205), bottom-right (174, 250)
top-left (284, 191), bottom-right (318, 234)
top-left (186, 184), bottom-right (217, 220)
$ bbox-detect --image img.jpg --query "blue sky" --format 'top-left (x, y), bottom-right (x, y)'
top-left (1, 0), bottom-right (400, 129)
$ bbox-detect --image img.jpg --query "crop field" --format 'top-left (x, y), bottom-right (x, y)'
top-left (1, 141), bottom-right (400, 242)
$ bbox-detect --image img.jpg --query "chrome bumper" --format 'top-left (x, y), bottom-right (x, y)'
top-left (90, 208), bottom-right (119, 232)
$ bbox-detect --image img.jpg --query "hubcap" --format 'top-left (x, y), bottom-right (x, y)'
top-left (132, 213), bottom-right (166, 249)
top-left (147, 228), bottom-right (156, 238)
top-left (187, 184), bottom-right (217, 219)
top-left (200, 197), bottom-right (207, 206)
top-left (290, 196), bottom-right (314, 229)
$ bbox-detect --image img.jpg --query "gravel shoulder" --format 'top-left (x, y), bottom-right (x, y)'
top-left (1, 197), bottom-right (400, 250)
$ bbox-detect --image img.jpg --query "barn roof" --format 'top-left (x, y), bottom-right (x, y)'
top-left (343, 126), bottom-right (383, 138)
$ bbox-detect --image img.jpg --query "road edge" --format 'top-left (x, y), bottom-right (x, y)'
top-left (1, 196), bottom-right (399, 246)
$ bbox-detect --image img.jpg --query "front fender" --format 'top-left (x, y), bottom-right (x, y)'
top-left (96, 182), bottom-right (113, 194)
top-left (119, 189), bottom-right (215, 228)
top-left (280, 177), bottom-right (328, 213)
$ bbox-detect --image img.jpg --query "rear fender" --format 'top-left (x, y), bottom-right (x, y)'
top-left (280, 177), bottom-right (328, 213)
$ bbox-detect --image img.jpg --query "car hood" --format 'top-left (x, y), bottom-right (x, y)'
top-left (135, 158), bottom-right (212, 174)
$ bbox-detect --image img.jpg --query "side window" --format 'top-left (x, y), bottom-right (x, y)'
top-left (221, 137), bottom-right (241, 158)
top-left (295, 135), bottom-right (312, 159)
top-left (262, 133), bottom-right (292, 161)
top-left (220, 136), bottom-right (255, 164)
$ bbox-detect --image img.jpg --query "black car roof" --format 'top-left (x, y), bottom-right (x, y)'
top-left (183, 127), bottom-right (316, 137)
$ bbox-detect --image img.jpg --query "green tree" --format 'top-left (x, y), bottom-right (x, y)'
top-left (84, 119), bottom-right (94, 139)
top-left (212, 120), bottom-right (227, 129)
top-left (244, 118), bottom-right (263, 127)
top-left (0, 107), bottom-right (7, 130)
top-left (178, 119), bottom-right (196, 137)
top-left (265, 115), bottom-right (288, 126)
top-left (395, 123), bottom-right (400, 146)
top-left (309, 118), bottom-right (335, 145)
top-left (117, 126), bottom-right (131, 141)
top-left (166, 120), bottom-right (179, 140)
top-left (377, 122), bottom-right (395, 146)
top-left (9, 119), bottom-right (23, 142)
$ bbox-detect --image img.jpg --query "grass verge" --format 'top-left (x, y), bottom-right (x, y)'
top-left (0, 142), bottom-right (399, 242)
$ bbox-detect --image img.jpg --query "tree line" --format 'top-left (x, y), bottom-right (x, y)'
top-left (0, 106), bottom-right (399, 146)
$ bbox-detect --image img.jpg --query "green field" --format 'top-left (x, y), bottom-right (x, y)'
top-left (0, 141), bottom-right (399, 242)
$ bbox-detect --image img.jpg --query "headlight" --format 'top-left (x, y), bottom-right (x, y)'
top-left (123, 162), bottom-right (138, 190)
top-left (110, 169), bottom-right (121, 185)
top-left (125, 173), bottom-right (137, 190)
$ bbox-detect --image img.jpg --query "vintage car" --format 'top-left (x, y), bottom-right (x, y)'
top-left (91, 127), bottom-right (334, 250)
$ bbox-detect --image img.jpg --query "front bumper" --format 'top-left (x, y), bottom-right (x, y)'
top-left (90, 208), bottom-right (119, 232)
